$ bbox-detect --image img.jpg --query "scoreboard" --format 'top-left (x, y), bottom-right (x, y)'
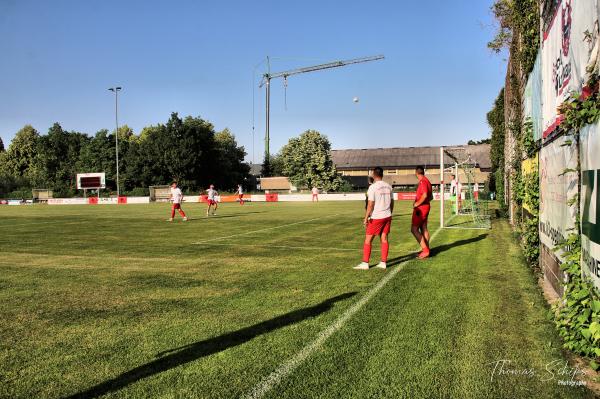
top-left (76, 173), bottom-right (106, 190)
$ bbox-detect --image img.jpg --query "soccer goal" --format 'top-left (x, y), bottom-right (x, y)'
top-left (439, 147), bottom-right (491, 230)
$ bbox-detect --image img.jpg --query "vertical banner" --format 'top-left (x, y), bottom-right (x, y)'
top-left (523, 52), bottom-right (543, 141)
top-left (580, 121), bottom-right (600, 290)
top-left (541, 0), bottom-right (599, 139)
top-left (539, 136), bottom-right (578, 259)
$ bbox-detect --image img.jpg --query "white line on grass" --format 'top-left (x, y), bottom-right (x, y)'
top-left (191, 214), bottom-right (344, 245)
top-left (194, 242), bottom-right (357, 252)
top-left (243, 225), bottom-right (446, 399)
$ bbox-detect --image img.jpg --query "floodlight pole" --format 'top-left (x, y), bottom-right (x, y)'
top-left (440, 147), bottom-right (444, 228)
top-left (108, 87), bottom-right (122, 197)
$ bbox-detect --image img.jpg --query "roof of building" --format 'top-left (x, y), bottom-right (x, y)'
top-left (331, 144), bottom-right (491, 170)
top-left (260, 176), bottom-right (292, 190)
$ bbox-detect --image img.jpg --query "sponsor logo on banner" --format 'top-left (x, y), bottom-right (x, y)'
top-left (542, 0), bottom-right (599, 138)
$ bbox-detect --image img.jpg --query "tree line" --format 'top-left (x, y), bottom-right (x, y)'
top-left (0, 113), bottom-right (250, 198)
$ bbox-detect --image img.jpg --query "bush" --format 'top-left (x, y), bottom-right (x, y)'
top-left (123, 187), bottom-right (149, 196)
top-left (7, 189), bottom-right (33, 199)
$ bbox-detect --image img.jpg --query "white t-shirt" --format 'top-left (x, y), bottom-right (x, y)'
top-left (450, 179), bottom-right (458, 195)
top-left (367, 180), bottom-right (393, 219)
top-left (207, 188), bottom-right (217, 200)
top-left (170, 187), bottom-right (183, 204)
top-left (312, 187), bottom-right (319, 195)
top-left (238, 186), bottom-right (243, 195)
top-left (474, 183), bottom-right (479, 192)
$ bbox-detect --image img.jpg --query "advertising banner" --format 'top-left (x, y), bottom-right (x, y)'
top-left (539, 136), bottom-right (578, 258)
top-left (580, 121), bottom-right (600, 290)
top-left (541, 0), bottom-right (599, 138)
top-left (523, 52), bottom-right (543, 141)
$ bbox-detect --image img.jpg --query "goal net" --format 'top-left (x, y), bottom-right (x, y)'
top-left (440, 147), bottom-right (491, 230)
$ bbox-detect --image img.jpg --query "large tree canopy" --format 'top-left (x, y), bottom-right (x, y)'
top-left (0, 114), bottom-right (250, 197)
top-left (278, 130), bottom-right (343, 191)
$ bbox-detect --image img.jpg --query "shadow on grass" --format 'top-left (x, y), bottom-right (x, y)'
top-left (385, 233), bottom-right (488, 267)
top-left (429, 234), bottom-right (487, 257)
top-left (66, 292), bottom-right (357, 399)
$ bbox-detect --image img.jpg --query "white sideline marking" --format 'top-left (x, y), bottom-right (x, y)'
top-left (244, 226), bottom-right (445, 399)
top-left (191, 214), bottom-right (343, 245)
top-left (195, 242), bottom-right (357, 252)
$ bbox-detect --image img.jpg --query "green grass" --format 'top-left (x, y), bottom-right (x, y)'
top-left (0, 201), bottom-right (593, 398)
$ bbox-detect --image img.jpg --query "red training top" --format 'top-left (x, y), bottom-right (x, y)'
top-left (416, 176), bottom-right (433, 205)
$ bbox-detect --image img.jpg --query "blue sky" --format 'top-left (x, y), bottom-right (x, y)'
top-left (0, 0), bottom-right (507, 163)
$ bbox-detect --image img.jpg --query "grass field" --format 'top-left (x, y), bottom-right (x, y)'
top-left (0, 201), bottom-right (594, 398)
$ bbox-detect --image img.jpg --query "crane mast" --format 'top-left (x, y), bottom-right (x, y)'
top-left (258, 54), bottom-right (384, 171)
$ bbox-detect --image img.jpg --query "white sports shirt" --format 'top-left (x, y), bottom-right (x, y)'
top-left (367, 180), bottom-right (393, 219)
top-left (170, 187), bottom-right (183, 204)
top-left (312, 187), bottom-right (319, 195)
top-left (207, 188), bottom-right (217, 200)
top-left (238, 186), bottom-right (243, 195)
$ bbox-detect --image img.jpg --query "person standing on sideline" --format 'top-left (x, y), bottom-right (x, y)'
top-left (168, 182), bottom-right (188, 222)
top-left (312, 186), bottom-right (319, 202)
top-left (206, 185), bottom-right (218, 216)
top-left (411, 166), bottom-right (433, 259)
top-left (237, 184), bottom-right (244, 205)
top-left (473, 182), bottom-right (480, 202)
top-left (354, 167), bottom-right (393, 270)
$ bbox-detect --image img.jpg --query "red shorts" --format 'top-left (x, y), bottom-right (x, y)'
top-left (412, 204), bottom-right (430, 227)
top-left (208, 199), bottom-right (217, 206)
top-left (366, 217), bottom-right (392, 236)
top-left (172, 203), bottom-right (181, 209)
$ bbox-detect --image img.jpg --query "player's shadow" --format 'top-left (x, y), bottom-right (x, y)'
top-left (429, 234), bottom-right (487, 257)
top-left (385, 233), bottom-right (488, 266)
top-left (66, 292), bottom-right (357, 399)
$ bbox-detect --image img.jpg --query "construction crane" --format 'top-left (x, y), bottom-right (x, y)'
top-left (258, 54), bottom-right (384, 164)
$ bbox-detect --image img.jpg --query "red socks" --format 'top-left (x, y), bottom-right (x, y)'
top-left (362, 244), bottom-right (372, 263)
top-left (363, 242), bottom-right (390, 263)
top-left (171, 206), bottom-right (176, 218)
top-left (381, 242), bottom-right (389, 262)
top-left (178, 209), bottom-right (186, 218)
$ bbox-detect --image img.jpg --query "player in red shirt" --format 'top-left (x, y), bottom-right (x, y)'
top-left (411, 166), bottom-right (433, 259)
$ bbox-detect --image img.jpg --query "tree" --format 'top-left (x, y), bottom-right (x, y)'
top-left (269, 154), bottom-right (285, 176)
top-left (213, 128), bottom-right (250, 190)
top-left (1, 125), bottom-right (41, 185)
top-left (278, 130), bottom-right (343, 191)
top-left (468, 138), bottom-right (491, 145)
top-left (487, 89), bottom-right (506, 196)
top-left (37, 123), bottom-right (90, 195)
top-left (0, 137), bottom-right (4, 152)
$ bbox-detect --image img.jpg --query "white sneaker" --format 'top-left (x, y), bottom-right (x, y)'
top-left (353, 262), bottom-right (370, 270)
top-left (375, 261), bottom-right (387, 269)
top-left (167, 218), bottom-right (173, 222)
top-left (182, 217), bottom-right (188, 221)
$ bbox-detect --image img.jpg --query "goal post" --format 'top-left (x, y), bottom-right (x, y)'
top-left (440, 146), bottom-right (491, 230)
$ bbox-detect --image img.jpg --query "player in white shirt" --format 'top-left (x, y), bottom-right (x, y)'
top-left (237, 184), bottom-right (245, 205)
top-left (312, 187), bottom-right (319, 202)
top-left (354, 167), bottom-right (393, 270)
top-left (168, 182), bottom-right (188, 222)
top-left (206, 184), bottom-right (218, 216)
